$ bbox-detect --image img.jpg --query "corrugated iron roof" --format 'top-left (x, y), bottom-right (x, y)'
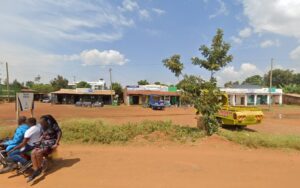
top-left (284, 93), bottom-right (300, 98)
top-left (51, 89), bottom-right (115, 95)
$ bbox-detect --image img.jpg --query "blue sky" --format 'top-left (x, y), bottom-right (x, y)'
top-left (0, 0), bottom-right (299, 86)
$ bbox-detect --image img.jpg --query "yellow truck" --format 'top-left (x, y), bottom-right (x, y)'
top-left (215, 94), bottom-right (264, 127)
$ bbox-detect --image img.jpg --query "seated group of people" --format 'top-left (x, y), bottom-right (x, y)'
top-left (0, 115), bottom-right (61, 182)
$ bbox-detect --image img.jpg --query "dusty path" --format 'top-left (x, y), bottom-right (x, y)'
top-left (1, 138), bottom-right (300, 188)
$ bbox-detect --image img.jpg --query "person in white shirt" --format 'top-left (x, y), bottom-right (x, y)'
top-left (0, 118), bottom-right (41, 173)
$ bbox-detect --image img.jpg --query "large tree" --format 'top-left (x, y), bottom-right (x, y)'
top-left (25, 81), bottom-right (34, 88)
top-left (264, 69), bottom-right (294, 88)
top-left (50, 75), bottom-right (69, 91)
top-left (164, 28), bottom-right (232, 135)
top-left (293, 73), bottom-right (300, 85)
top-left (31, 84), bottom-right (54, 93)
top-left (11, 79), bottom-right (23, 92)
top-left (76, 81), bottom-right (91, 88)
top-left (111, 82), bottom-right (123, 101)
top-left (242, 75), bottom-right (264, 86)
top-left (191, 28), bottom-right (233, 80)
top-left (137, 80), bottom-right (149, 85)
top-left (224, 81), bottom-right (239, 88)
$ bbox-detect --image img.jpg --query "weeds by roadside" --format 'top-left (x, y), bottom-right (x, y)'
top-left (0, 127), bottom-right (14, 139)
top-left (61, 119), bottom-right (205, 144)
top-left (219, 129), bottom-right (300, 150)
top-left (1, 119), bottom-right (300, 151)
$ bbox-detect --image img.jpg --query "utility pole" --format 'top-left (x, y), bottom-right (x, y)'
top-left (269, 58), bottom-right (273, 110)
top-left (6, 62), bottom-right (10, 102)
top-left (109, 68), bottom-right (113, 105)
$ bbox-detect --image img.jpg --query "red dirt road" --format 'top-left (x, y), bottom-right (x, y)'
top-left (1, 138), bottom-right (300, 188)
top-left (1, 103), bottom-right (300, 187)
top-left (1, 102), bottom-right (300, 135)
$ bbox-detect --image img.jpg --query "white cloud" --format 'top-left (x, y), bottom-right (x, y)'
top-left (260, 39), bottom-right (280, 48)
top-left (242, 0), bottom-right (300, 38)
top-left (120, 0), bottom-right (139, 12)
top-left (241, 0), bottom-right (300, 63)
top-left (238, 27), bottom-right (252, 38)
top-left (0, 1), bottom-right (136, 43)
top-left (290, 46), bottom-right (300, 61)
top-left (230, 36), bottom-right (242, 44)
top-left (120, 1), bottom-right (162, 21)
top-left (139, 9), bottom-right (151, 20)
top-left (217, 63), bottom-right (263, 84)
top-left (0, 42), bottom-right (128, 82)
top-left (46, 49), bottom-right (129, 66)
top-left (79, 49), bottom-right (129, 66)
top-left (231, 27), bottom-right (252, 45)
top-left (209, 0), bottom-right (229, 19)
top-left (152, 8), bottom-right (166, 15)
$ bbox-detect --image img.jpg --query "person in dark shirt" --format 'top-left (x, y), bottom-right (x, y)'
top-left (27, 115), bottom-right (62, 182)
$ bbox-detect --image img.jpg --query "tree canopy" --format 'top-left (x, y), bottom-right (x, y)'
top-left (50, 75), bottom-right (69, 91)
top-left (191, 28), bottom-right (233, 80)
top-left (224, 81), bottom-right (239, 88)
top-left (137, 80), bottom-right (149, 85)
top-left (31, 83), bottom-right (54, 93)
top-left (111, 82), bottom-right (123, 101)
top-left (242, 75), bottom-right (264, 86)
top-left (76, 81), bottom-right (91, 88)
top-left (162, 54), bottom-right (184, 77)
top-left (264, 69), bottom-right (294, 87)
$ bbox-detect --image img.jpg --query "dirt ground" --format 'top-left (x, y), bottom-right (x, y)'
top-left (1, 138), bottom-right (300, 188)
top-left (1, 103), bottom-right (300, 187)
top-left (1, 102), bottom-right (300, 135)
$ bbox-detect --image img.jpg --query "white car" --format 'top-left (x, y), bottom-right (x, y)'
top-left (42, 98), bottom-right (51, 103)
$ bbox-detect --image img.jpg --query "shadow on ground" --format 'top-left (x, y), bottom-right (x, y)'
top-left (221, 125), bottom-right (257, 132)
top-left (31, 158), bottom-right (80, 185)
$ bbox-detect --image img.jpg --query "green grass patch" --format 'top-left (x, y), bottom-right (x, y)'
top-left (61, 119), bottom-right (205, 144)
top-left (219, 129), bottom-right (300, 150)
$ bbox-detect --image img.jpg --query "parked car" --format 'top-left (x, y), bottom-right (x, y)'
top-left (82, 102), bottom-right (92, 107)
top-left (42, 98), bottom-right (51, 103)
top-left (92, 102), bottom-right (104, 107)
top-left (75, 101), bottom-right (83, 107)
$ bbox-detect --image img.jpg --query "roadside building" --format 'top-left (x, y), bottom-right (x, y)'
top-left (283, 93), bottom-right (300, 105)
top-left (221, 85), bottom-right (283, 106)
top-left (51, 88), bottom-right (115, 105)
top-left (123, 85), bottom-right (181, 106)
